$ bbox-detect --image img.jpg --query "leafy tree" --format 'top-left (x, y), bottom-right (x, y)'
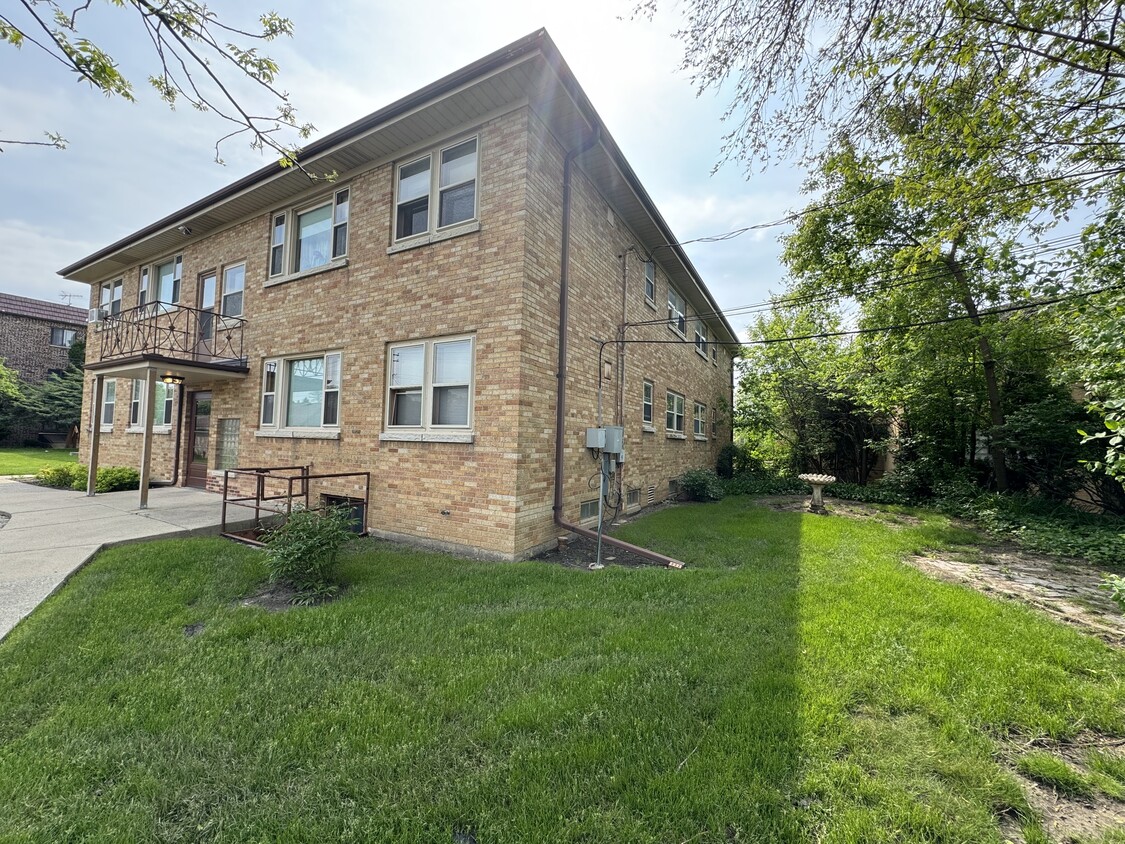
top-left (0, 1), bottom-right (314, 167)
top-left (644, 0), bottom-right (1125, 191)
top-left (0, 358), bottom-right (22, 441)
top-left (19, 367), bottom-right (84, 432)
top-left (737, 306), bottom-right (886, 481)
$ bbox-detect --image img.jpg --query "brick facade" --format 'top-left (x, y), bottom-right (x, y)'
top-left (0, 294), bottom-right (86, 445)
top-left (72, 34), bottom-right (735, 560)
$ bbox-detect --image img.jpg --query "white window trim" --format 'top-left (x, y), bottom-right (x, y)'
top-left (393, 135), bottom-right (480, 245)
top-left (693, 401), bottom-right (707, 440)
top-left (128, 379), bottom-right (175, 429)
top-left (695, 323), bottom-right (709, 359)
top-left (49, 327), bottom-right (77, 348)
top-left (643, 261), bottom-right (656, 307)
top-left (267, 187), bottom-right (351, 281)
top-left (99, 378), bottom-right (116, 431)
top-left (642, 379), bottom-right (654, 431)
top-left (139, 255), bottom-right (182, 312)
top-left (99, 280), bottom-right (123, 317)
top-left (257, 351), bottom-right (343, 432)
top-left (666, 390), bottom-right (685, 436)
top-left (384, 334), bottom-right (475, 434)
top-left (668, 287), bottom-right (686, 337)
top-left (220, 262), bottom-right (246, 318)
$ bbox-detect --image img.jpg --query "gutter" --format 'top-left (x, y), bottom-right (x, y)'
top-left (551, 128), bottom-right (686, 570)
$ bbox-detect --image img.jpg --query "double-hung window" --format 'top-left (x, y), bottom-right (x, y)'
top-left (140, 256), bottom-right (182, 310)
top-left (50, 328), bottom-right (77, 347)
top-left (268, 188), bottom-right (350, 279)
top-left (129, 380), bottom-right (175, 427)
top-left (695, 322), bottom-right (709, 357)
top-left (258, 352), bottom-right (342, 429)
top-left (395, 137), bottom-right (478, 241)
top-left (221, 263), bottom-right (245, 317)
top-left (387, 335), bottom-right (474, 430)
top-left (643, 261), bottom-right (655, 305)
top-left (694, 402), bottom-right (707, 437)
top-left (666, 391), bottom-right (685, 434)
top-left (100, 379), bottom-right (116, 427)
top-left (99, 280), bottom-right (122, 317)
top-left (642, 379), bottom-right (654, 426)
top-left (668, 287), bottom-right (686, 336)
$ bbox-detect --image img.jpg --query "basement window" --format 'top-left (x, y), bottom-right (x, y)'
top-left (579, 499), bottom-right (599, 520)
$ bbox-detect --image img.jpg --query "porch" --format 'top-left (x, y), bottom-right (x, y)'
top-left (84, 302), bottom-right (250, 508)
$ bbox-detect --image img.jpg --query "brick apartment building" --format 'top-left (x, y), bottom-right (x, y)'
top-left (61, 30), bottom-right (737, 560)
top-left (0, 293), bottom-right (86, 445)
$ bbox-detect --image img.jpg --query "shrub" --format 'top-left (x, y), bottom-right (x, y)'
top-left (1102, 574), bottom-right (1125, 612)
top-left (64, 465), bottom-right (140, 493)
top-left (36, 462), bottom-right (83, 488)
top-left (262, 505), bottom-right (355, 604)
top-left (824, 481), bottom-right (912, 506)
top-left (722, 471), bottom-right (808, 496)
top-left (679, 468), bottom-right (724, 501)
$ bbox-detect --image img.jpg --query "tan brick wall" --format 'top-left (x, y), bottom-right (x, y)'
top-left (80, 104), bottom-right (732, 559)
top-left (512, 112), bottom-right (733, 553)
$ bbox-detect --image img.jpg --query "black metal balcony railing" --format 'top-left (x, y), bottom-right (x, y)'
top-left (94, 302), bottom-right (247, 367)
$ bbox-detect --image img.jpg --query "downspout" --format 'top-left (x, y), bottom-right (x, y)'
top-left (552, 129), bottom-right (686, 569)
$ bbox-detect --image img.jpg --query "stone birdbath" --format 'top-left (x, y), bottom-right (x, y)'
top-left (798, 473), bottom-right (836, 514)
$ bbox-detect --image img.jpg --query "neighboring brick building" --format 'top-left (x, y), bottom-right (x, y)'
top-left (0, 293), bottom-right (86, 445)
top-left (61, 30), bottom-right (738, 560)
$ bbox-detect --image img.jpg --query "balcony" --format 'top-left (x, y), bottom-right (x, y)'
top-left (90, 302), bottom-right (248, 372)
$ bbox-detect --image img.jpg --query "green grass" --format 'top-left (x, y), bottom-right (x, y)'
top-left (0, 446), bottom-right (77, 476)
top-left (1, 497), bottom-right (1124, 842)
top-left (1017, 752), bottom-right (1095, 797)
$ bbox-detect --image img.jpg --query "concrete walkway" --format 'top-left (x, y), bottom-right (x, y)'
top-left (0, 478), bottom-right (234, 641)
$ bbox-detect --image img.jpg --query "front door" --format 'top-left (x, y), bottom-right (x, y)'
top-left (186, 391), bottom-right (212, 488)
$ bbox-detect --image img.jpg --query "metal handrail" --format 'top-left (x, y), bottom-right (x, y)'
top-left (94, 302), bottom-right (247, 366)
top-left (220, 465), bottom-right (372, 544)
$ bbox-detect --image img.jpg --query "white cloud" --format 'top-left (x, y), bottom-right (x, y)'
top-left (0, 220), bottom-right (98, 303)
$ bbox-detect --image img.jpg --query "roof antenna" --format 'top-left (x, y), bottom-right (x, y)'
top-left (59, 291), bottom-right (82, 307)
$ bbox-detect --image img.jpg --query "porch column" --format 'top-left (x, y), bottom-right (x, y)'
top-left (86, 374), bottom-right (104, 497)
top-left (138, 368), bottom-right (157, 509)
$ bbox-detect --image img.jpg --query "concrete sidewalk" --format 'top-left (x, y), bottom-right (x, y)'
top-left (0, 479), bottom-right (235, 641)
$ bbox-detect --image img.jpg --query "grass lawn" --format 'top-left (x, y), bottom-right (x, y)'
top-left (0, 446), bottom-right (77, 476)
top-left (1, 498), bottom-right (1123, 842)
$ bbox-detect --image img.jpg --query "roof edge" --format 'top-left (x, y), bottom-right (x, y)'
top-left (59, 29), bottom-right (551, 279)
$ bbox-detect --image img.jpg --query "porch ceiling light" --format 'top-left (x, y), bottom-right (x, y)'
top-left (160, 374), bottom-right (185, 385)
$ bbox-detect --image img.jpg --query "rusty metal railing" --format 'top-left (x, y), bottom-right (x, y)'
top-left (220, 465), bottom-right (371, 544)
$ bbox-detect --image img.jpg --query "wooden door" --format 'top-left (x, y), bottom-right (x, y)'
top-left (186, 391), bottom-right (212, 488)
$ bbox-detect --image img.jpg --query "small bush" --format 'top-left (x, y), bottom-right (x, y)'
top-left (262, 505), bottom-right (355, 604)
top-left (62, 465), bottom-right (141, 493)
top-left (1103, 574), bottom-right (1125, 612)
top-left (36, 463), bottom-right (83, 488)
top-left (678, 468), bottom-right (724, 501)
top-left (722, 472), bottom-right (808, 496)
top-left (824, 481), bottom-right (912, 506)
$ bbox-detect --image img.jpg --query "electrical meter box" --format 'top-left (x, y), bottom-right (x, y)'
top-left (603, 426), bottom-right (624, 454)
top-left (586, 426), bottom-right (624, 453)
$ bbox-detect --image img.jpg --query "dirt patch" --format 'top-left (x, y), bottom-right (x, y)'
top-left (238, 583), bottom-right (305, 611)
top-left (1000, 738), bottom-right (1125, 842)
top-left (907, 546), bottom-right (1125, 647)
top-left (182, 621), bottom-right (204, 637)
top-left (535, 532), bottom-right (668, 570)
top-left (757, 495), bottom-right (923, 526)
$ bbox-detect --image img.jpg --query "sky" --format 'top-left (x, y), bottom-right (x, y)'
top-left (0, 0), bottom-right (805, 331)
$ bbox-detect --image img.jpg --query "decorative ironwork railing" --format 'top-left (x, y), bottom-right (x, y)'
top-left (93, 303), bottom-right (246, 367)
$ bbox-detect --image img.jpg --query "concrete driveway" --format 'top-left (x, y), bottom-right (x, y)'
top-left (0, 479), bottom-right (235, 641)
